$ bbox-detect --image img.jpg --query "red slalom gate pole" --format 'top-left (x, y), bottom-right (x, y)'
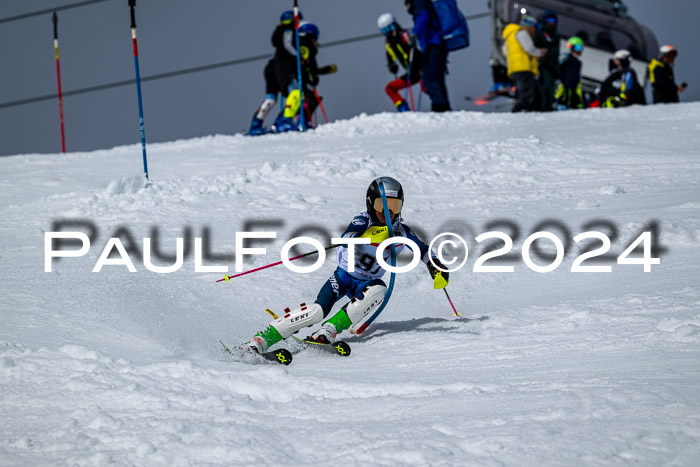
top-left (53, 12), bottom-right (66, 153)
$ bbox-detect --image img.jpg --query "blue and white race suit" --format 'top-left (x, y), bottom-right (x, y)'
top-left (314, 211), bottom-right (435, 315)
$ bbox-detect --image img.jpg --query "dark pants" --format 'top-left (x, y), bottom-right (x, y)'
top-left (511, 72), bottom-right (541, 112)
top-left (314, 268), bottom-right (385, 317)
top-left (539, 69), bottom-right (557, 111)
top-left (263, 60), bottom-right (279, 95)
top-left (422, 44), bottom-right (451, 112)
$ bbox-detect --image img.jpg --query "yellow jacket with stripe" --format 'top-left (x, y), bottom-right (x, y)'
top-left (502, 23), bottom-right (539, 76)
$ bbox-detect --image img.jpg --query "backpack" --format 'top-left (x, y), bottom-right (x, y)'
top-left (433, 0), bottom-right (470, 51)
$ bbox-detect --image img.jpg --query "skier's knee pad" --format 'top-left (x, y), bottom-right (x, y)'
top-left (345, 284), bottom-right (387, 324)
top-left (272, 302), bottom-right (324, 339)
top-left (284, 89), bottom-right (301, 118)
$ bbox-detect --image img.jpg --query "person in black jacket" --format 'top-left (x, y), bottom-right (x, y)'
top-left (648, 45), bottom-right (687, 104)
top-left (599, 49), bottom-right (646, 108)
top-left (247, 10), bottom-right (301, 136)
top-left (378, 13), bottom-right (422, 112)
top-left (273, 22), bottom-right (337, 132)
top-left (555, 36), bottom-right (585, 109)
top-left (534, 9), bottom-right (560, 111)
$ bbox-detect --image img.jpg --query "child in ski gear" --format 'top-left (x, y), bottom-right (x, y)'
top-left (599, 49), bottom-right (646, 108)
top-left (534, 10), bottom-right (560, 111)
top-left (648, 45), bottom-right (686, 104)
top-left (378, 12), bottom-right (423, 112)
top-left (247, 10), bottom-right (302, 136)
top-left (274, 21), bottom-right (337, 132)
top-left (555, 36), bottom-right (585, 110)
top-left (242, 177), bottom-right (449, 353)
top-left (503, 15), bottom-right (547, 112)
top-left (405, 0), bottom-right (451, 112)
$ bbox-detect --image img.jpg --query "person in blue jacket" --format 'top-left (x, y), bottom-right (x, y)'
top-left (405, 0), bottom-right (451, 112)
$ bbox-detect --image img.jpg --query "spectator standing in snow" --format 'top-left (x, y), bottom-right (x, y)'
top-left (405, 0), bottom-right (451, 112)
top-left (555, 36), bottom-right (585, 110)
top-left (648, 45), bottom-right (687, 104)
top-left (502, 15), bottom-right (546, 112)
top-left (246, 10), bottom-right (300, 136)
top-left (378, 12), bottom-right (423, 112)
top-left (599, 49), bottom-right (646, 108)
top-left (534, 10), bottom-right (560, 111)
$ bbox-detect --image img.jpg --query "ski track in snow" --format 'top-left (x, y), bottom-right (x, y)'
top-left (1, 105), bottom-right (700, 465)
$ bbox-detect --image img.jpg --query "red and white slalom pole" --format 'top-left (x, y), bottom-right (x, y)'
top-left (53, 12), bottom-right (66, 153)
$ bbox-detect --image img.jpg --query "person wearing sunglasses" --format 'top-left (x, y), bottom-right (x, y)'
top-left (555, 36), bottom-right (586, 110)
top-left (241, 177), bottom-right (449, 353)
top-left (377, 12), bottom-right (423, 112)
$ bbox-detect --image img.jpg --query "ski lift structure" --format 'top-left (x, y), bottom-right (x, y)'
top-left (489, 0), bottom-right (659, 94)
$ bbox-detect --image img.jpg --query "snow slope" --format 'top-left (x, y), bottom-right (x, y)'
top-left (1, 104), bottom-right (700, 465)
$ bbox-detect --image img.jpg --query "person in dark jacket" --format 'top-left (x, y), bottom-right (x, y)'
top-left (534, 9), bottom-right (560, 111)
top-left (648, 45), bottom-right (687, 104)
top-left (247, 10), bottom-right (300, 135)
top-left (599, 49), bottom-right (646, 108)
top-left (378, 12), bottom-right (423, 112)
top-left (405, 0), bottom-right (451, 112)
top-left (555, 36), bottom-right (585, 109)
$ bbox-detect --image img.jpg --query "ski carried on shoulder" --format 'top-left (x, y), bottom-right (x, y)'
top-left (219, 340), bottom-right (293, 366)
top-left (293, 336), bottom-right (352, 357)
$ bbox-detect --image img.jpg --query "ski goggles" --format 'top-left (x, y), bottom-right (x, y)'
top-left (380, 24), bottom-right (396, 35)
top-left (544, 17), bottom-right (557, 25)
top-left (571, 44), bottom-right (583, 53)
top-left (373, 197), bottom-right (403, 214)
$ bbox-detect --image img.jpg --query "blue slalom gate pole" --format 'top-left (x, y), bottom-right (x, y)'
top-left (129, 0), bottom-right (149, 180)
top-left (353, 180), bottom-right (397, 335)
top-left (294, 0), bottom-right (305, 131)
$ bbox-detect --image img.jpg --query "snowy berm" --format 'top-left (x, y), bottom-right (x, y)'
top-left (2, 105), bottom-right (699, 465)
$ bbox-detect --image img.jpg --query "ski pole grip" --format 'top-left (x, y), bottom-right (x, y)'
top-left (53, 12), bottom-right (58, 39)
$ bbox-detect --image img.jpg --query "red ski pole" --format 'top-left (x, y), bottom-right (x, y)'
top-left (53, 12), bottom-right (66, 153)
top-left (443, 288), bottom-right (461, 317)
top-left (313, 88), bottom-right (328, 123)
top-left (217, 244), bottom-right (340, 282)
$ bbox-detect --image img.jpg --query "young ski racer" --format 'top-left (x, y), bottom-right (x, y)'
top-left (274, 21), bottom-right (337, 132)
top-left (555, 36), bottom-right (585, 110)
top-left (247, 10), bottom-right (302, 136)
top-left (377, 12), bottom-right (423, 112)
top-left (241, 177), bottom-right (449, 353)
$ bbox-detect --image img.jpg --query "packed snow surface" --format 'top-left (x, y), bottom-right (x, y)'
top-left (2, 104), bottom-right (700, 465)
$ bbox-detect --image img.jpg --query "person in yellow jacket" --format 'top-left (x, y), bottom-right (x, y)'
top-left (502, 15), bottom-right (546, 112)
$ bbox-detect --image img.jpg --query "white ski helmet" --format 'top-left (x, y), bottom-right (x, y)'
top-left (377, 13), bottom-right (395, 31)
top-left (613, 49), bottom-right (631, 61)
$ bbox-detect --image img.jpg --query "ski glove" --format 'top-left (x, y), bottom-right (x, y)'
top-left (427, 259), bottom-right (449, 289)
top-left (359, 225), bottom-right (390, 244)
top-left (327, 64), bottom-right (338, 74)
top-left (388, 62), bottom-right (399, 75)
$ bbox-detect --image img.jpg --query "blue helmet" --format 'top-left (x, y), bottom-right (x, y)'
top-left (280, 10), bottom-right (302, 25)
top-left (298, 21), bottom-right (319, 40)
